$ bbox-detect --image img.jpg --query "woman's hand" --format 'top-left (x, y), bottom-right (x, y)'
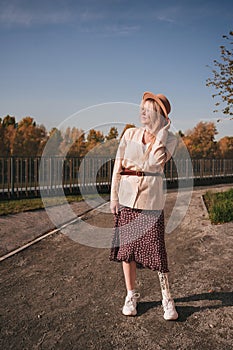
top-left (110, 200), bottom-right (120, 215)
top-left (155, 119), bottom-right (171, 145)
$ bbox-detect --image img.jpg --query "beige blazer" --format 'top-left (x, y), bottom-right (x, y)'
top-left (110, 122), bottom-right (178, 210)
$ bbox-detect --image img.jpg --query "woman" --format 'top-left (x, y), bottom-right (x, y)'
top-left (109, 91), bottom-right (178, 320)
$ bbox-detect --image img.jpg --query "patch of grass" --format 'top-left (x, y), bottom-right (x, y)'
top-left (0, 196), bottom-right (81, 216)
top-left (204, 188), bottom-right (233, 224)
top-left (0, 193), bottom-right (109, 216)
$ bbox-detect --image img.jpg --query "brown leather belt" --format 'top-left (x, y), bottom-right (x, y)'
top-left (120, 169), bottom-right (162, 177)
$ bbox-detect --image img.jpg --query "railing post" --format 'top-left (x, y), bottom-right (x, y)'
top-left (49, 157), bottom-right (52, 191)
top-left (186, 159), bottom-right (189, 179)
top-left (11, 156), bottom-right (14, 197)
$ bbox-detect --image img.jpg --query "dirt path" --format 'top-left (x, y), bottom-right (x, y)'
top-left (0, 185), bottom-right (233, 350)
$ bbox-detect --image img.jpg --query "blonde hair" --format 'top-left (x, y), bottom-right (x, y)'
top-left (140, 98), bottom-right (167, 160)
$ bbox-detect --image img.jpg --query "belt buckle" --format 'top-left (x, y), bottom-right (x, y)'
top-left (136, 170), bottom-right (144, 177)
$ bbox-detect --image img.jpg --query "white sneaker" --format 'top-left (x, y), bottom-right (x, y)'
top-left (122, 292), bottom-right (140, 316)
top-left (162, 298), bottom-right (178, 320)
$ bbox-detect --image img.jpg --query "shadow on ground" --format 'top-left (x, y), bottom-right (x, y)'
top-left (137, 291), bottom-right (233, 322)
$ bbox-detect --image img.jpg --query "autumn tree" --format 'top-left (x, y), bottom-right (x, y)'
top-left (67, 131), bottom-right (86, 157)
top-left (206, 31), bottom-right (233, 119)
top-left (0, 119), bottom-right (8, 156)
top-left (60, 127), bottom-right (72, 155)
top-left (86, 129), bottom-right (104, 153)
top-left (218, 136), bottom-right (233, 158)
top-left (36, 124), bottom-right (47, 155)
top-left (0, 119), bottom-right (4, 155)
top-left (1, 115), bottom-right (17, 156)
top-left (182, 122), bottom-right (218, 158)
top-left (0, 116), bottom-right (14, 156)
top-left (2, 115), bottom-right (16, 128)
top-left (43, 127), bottom-right (63, 156)
top-left (172, 132), bottom-right (187, 159)
top-left (60, 127), bottom-right (86, 157)
top-left (12, 117), bottom-right (47, 157)
top-left (105, 126), bottom-right (118, 140)
top-left (120, 123), bottom-right (135, 139)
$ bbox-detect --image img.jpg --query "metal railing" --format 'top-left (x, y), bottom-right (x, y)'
top-left (0, 157), bottom-right (232, 199)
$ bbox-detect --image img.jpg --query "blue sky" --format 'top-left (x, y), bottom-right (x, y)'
top-left (0, 0), bottom-right (232, 139)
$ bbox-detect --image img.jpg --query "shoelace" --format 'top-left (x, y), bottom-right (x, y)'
top-left (127, 292), bottom-right (140, 304)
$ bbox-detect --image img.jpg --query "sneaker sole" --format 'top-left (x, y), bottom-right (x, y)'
top-left (122, 308), bottom-right (137, 316)
top-left (164, 312), bottom-right (178, 321)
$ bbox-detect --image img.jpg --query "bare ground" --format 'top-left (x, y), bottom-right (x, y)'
top-left (0, 184), bottom-right (233, 350)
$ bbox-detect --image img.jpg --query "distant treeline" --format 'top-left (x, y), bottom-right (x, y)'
top-left (0, 115), bottom-right (232, 159)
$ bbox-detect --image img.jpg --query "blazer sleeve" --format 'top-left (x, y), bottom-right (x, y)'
top-left (110, 129), bottom-right (129, 201)
top-left (165, 132), bottom-right (178, 161)
top-left (151, 122), bottom-right (178, 164)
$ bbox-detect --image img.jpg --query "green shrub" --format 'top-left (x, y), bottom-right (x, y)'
top-left (204, 188), bottom-right (233, 224)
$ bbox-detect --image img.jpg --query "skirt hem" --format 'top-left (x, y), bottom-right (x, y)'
top-left (109, 255), bottom-right (169, 273)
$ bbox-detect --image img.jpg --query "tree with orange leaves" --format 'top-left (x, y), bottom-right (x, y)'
top-left (182, 122), bottom-right (218, 159)
top-left (12, 117), bottom-right (47, 157)
top-left (218, 136), bottom-right (233, 158)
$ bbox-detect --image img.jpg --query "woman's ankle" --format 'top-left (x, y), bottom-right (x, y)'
top-left (127, 289), bottom-right (136, 298)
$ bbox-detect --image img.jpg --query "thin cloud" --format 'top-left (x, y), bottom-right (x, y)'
top-left (0, 2), bottom-right (179, 28)
top-left (0, 2), bottom-right (110, 29)
top-left (0, 3), bottom-right (74, 27)
top-left (80, 23), bottom-right (140, 37)
top-left (152, 5), bottom-right (181, 24)
top-left (152, 2), bottom-right (233, 25)
top-left (156, 15), bottom-right (175, 24)
top-left (79, 9), bottom-right (106, 22)
top-left (2, 1), bottom-right (227, 31)
top-left (103, 24), bottom-right (140, 36)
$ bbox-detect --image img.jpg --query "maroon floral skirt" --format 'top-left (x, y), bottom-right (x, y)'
top-left (109, 207), bottom-right (169, 273)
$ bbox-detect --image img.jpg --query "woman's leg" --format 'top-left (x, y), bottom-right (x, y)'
top-left (158, 271), bottom-right (178, 320)
top-left (122, 261), bottom-right (137, 291)
top-left (122, 261), bottom-right (140, 316)
top-left (157, 271), bottom-right (172, 300)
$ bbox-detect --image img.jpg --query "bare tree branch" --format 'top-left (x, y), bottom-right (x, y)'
top-left (206, 31), bottom-right (233, 121)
